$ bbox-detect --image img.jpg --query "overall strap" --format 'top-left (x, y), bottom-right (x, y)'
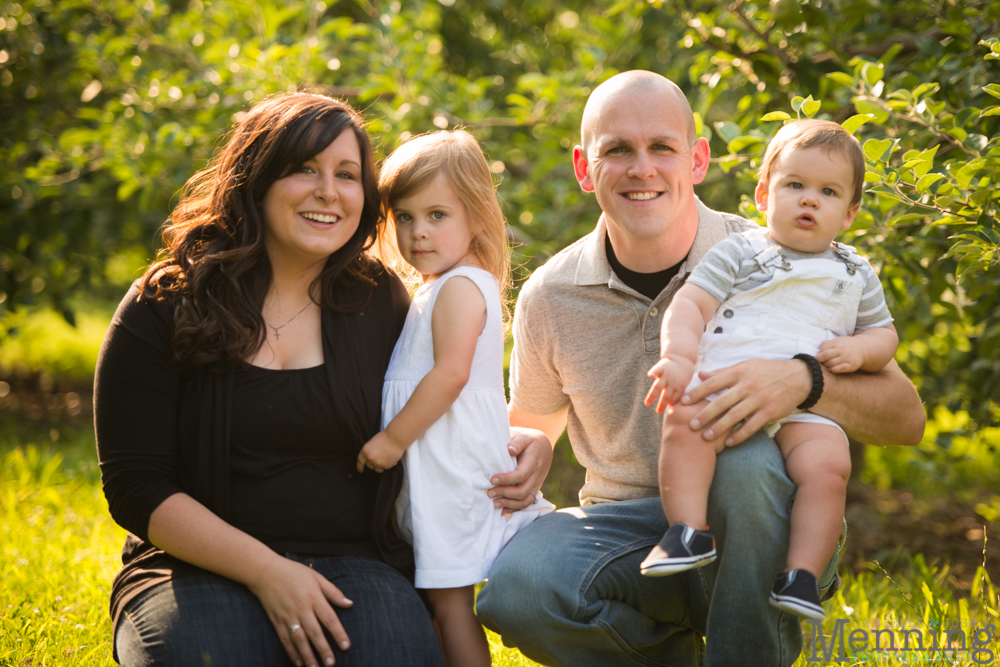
top-left (831, 241), bottom-right (864, 276)
top-left (745, 229), bottom-right (793, 274)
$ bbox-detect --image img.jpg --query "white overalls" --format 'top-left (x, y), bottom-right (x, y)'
top-left (688, 228), bottom-right (867, 440)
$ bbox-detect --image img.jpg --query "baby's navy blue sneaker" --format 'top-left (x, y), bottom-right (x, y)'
top-left (769, 569), bottom-right (825, 620)
top-left (640, 523), bottom-right (717, 577)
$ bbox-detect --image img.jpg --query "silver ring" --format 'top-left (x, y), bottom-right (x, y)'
top-left (289, 624), bottom-right (302, 634)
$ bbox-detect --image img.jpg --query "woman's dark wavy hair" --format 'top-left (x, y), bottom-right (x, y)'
top-left (140, 93), bottom-right (382, 370)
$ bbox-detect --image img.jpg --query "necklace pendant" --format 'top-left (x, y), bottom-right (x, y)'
top-left (273, 329), bottom-right (281, 340)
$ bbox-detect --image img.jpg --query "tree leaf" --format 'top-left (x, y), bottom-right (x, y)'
top-left (912, 159), bottom-right (932, 179)
top-left (946, 126), bottom-right (969, 142)
top-left (931, 215), bottom-right (968, 226)
top-left (863, 138), bottom-right (893, 162)
top-left (853, 98), bottom-right (889, 124)
top-left (842, 113), bottom-right (875, 134)
top-left (956, 159), bottom-right (987, 189)
top-left (727, 135), bottom-right (765, 153)
top-left (760, 111), bottom-right (791, 122)
top-left (893, 212), bottom-right (931, 225)
top-left (868, 184), bottom-right (907, 202)
top-left (863, 62), bottom-right (884, 85)
top-left (913, 82), bottom-right (940, 99)
top-left (802, 97), bottom-right (821, 118)
top-left (980, 107), bottom-right (1000, 118)
top-left (916, 173), bottom-right (945, 192)
top-left (983, 83), bottom-right (1000, 100)
top-left (714, 121), bottom-right (741, 143)
top-left (719, 157), bottom-right (742, 174)
top-left (826, 72), bottom-right (856, 89)
top-left (878, 43), bottom-right (905, 67)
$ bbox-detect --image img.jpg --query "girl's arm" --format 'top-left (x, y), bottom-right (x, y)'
top-left (357, 276), bottom-right (486, 472)
top-left (644, 282), bottom-right (721, 414)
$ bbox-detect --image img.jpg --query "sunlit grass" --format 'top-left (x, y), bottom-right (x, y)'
top-left (1, 434), bottom-right (124, 665)
top-left (2, 433), bottom-right (998, 666)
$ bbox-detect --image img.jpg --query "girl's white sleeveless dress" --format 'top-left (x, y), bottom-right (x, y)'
top-left (383, 265), bottom-right (554, 589)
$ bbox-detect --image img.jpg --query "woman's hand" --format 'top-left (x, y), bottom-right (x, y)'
top-left (488, 427), bottom-right (555, 516)
top-left (247, 552), bottom-right (354, 667)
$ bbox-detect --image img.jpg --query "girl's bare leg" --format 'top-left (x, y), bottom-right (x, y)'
top-left (659, 400), bottom-right (729, 528)
top-left (424, 585), bottom-right (491, 667)
top-left (775, 422), bottom-right (851, 576)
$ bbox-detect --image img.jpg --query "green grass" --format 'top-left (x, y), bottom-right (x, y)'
top-left (2, 430), bottom-right (998, 666)
top-left (1, 428), bottom-right (123, 666)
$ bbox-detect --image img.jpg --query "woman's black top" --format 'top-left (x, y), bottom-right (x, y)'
top-left (94, 265), bottom-right (411, 632)
top-left (228, 363), bottom-right (378, 557)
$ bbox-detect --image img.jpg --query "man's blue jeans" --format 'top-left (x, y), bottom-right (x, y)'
top-left (477, 433), bottom-right (841, 667)
top-left (114, 554), bottom-right (445, 666)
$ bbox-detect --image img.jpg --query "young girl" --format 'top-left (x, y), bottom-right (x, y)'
top-left (356, 130), bottom-right (553, 666)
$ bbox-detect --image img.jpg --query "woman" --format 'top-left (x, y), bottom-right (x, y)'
top-left (95, 93), bottom-right (448, 666)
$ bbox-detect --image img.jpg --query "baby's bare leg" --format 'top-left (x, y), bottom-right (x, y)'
top-left (775, 422), bottom-right (851, 577)
top-left (660, 400), bottom-right (730, 528)
top-left (424, 585), bottom-right (490, 667)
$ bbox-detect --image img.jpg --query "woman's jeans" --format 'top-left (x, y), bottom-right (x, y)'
top-left (115, 554), bottom-right (445, 667)
top-left (478, 433), bottom-right (842, 667)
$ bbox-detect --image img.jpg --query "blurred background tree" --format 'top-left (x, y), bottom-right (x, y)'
top-left (1, 0), bottom-right (997, 427)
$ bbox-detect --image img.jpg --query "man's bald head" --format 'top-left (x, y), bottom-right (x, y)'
top-left (580, 71), bottom-right (696, 152)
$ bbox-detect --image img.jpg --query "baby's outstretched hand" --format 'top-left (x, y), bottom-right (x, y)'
top-left (816, 336), bottom-right (864, 374)
top-left (356, 431), bottom-right (406, 474)
top-left (644, 357), bottom-right (695, 414)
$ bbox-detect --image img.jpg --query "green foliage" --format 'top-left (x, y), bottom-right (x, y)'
top-left (1, 0), bottom-right (998, 420)
top-left (0, 306), bottom-right (112, 381)
top-left (667, 0), bottom-right (1000, 421)
top-left (864, 406), bottom-right (1000, 506)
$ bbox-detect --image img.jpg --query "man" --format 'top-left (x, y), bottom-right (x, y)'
top-left (478, 71), bottom-right (924, 666)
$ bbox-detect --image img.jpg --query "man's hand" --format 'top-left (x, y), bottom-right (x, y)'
top-left (681, 358), bottom-right (811, 446)
top-left (488, 427), bottom-right (555, 517)
top-left (644, 356), bottom-right (695, 414)
top-left (356, 431), bottom-right (406, 474)
top-left (816, 336), bottom-right (866, 374)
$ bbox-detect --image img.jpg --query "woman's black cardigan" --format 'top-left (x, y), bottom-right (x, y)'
top-left (94, 267), bottom-right (413, 632)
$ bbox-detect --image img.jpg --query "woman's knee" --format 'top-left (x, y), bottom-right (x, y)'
top-left (316, 557), bottom-right (443, 666)
top-left (115, 575), bottom-right (288, 666)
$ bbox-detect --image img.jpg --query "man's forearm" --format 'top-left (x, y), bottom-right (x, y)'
top-left (810, 359), bottom-right (924, 447)
top-left (508, 403), bottom-right (569, 450)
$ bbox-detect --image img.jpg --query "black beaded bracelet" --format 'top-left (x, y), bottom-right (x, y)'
top-left (793, 353), bottom-right (824, 410)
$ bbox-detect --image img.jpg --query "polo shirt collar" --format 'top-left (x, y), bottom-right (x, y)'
top-left (573, 197), bottom-right (733, 287)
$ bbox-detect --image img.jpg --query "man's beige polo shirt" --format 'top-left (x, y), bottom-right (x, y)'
top-left (510, 199), bottom-right (754, 505)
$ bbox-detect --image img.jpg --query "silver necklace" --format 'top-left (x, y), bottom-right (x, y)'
top-left (264, 301), bottom-right (313, 340)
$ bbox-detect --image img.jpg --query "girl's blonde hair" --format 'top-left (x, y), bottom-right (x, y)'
top-left (377, 130), bottom-right (512, 331)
